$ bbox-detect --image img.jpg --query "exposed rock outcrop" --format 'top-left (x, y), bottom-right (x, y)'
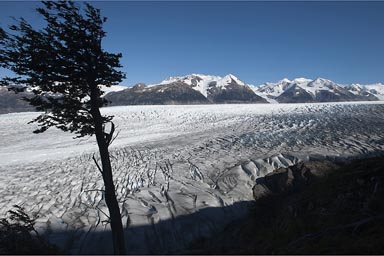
top-left (253, 160), bottom-right (339, 199)
top-left (188, 156), bottom-right (384, 255)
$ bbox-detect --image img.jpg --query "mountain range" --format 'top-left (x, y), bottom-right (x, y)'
top-left (106, 74), bottom-right (267, 106)
top-left (1, 74), bottom-right (383, 113)
top-left (105, 74), bottom-right (384, 106)
top-left (251, 77), bottom-right (384, 103)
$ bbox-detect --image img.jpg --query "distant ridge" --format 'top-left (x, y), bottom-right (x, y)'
top-left (106, 74), bottom-right (268, 106)
top-left (105, 74), bottom-right (383, 106)
top-left (1, 74), bottom-right (383, 113)
top-left (249, 77), bottom-right (383, 103)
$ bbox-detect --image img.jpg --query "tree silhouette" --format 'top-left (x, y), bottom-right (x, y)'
top-left (0, 1), bottom-right (126, 254)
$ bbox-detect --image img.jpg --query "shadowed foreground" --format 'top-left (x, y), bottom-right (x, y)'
top-left (63, 201), bottom-right (253, 254)
top-left (186, 156), bottom-right (384, 254)
top-left (2, 156), bottom-right (384, 254)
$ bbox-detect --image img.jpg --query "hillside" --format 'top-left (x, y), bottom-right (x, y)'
top-left (105, 82), bottom-right (210, 105)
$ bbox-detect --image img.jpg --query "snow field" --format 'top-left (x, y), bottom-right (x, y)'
top-left (0, 102), bottom-right (384, 253)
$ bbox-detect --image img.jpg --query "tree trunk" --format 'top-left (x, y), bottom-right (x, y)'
top-left (90, 90), bottom-right (126, 254)
top-left (95, 129), bottom-right (126, 254)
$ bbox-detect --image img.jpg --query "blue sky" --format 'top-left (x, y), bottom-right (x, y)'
top-left (0, 1), bottom-right (384, 86)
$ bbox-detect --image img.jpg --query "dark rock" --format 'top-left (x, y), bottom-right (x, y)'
top-left (105, 82), bottom-right (210, 105)
top-left (313, 85), bottom-right (378, 102)
top-left (252, 183), bottom-right (269, 200)
top-left (131, 83), bottom-right (146, 91)
top-left (207, 81), bottom-right (268, 104)
top-left (253, 161), bottom-right (323, 199)
top-left (276, 85), bottom-right (315, 103)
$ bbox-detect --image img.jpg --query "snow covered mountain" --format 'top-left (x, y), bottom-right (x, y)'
top-left (346, 83), bottom-right (384, 101)
top-left (156, 74), bottom-right (267, 103)
top-left (105, 81), bottom-right (210, 105)
top-left (106, 74), bottom-right (268, 106)
top-left (251, 78), bottom-right (382, 103)
top-left (1, 75), bottom-right (383, 113)
top-left (159, 74), bottom-right (245, 97)
top-left (99, 84), bottom-right (127, 95)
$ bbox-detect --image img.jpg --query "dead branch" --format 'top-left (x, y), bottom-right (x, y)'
top-left (109, 130), bottom-right (120, 147)
top-left (83, 189), bottom-right (105, 193)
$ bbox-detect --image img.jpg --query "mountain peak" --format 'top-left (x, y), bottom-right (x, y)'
top-left (222, 74), bottom-right (245, 86)
top-left (280, 78), bottom-right (291, 83)
top-left (293, 78), bottom-right (312, 83)
top-left (155, 73), bottom-right (248, 97)
top-left (313, 77), bottom-right (334, 84)
top-left (136, 74), bottom-right (383, 103)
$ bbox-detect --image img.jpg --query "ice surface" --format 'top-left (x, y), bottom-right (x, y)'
top-left (1, 102), bottom-right (384, 253)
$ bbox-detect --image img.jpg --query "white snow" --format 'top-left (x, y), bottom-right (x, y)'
top-left (99, 84), bottom-right (127, 95)
top-left (249, 78), bottom-right (293, 101)
top-left (1, 102), bottom-right (384, 253)
top-left (150, 73), bottom-right (247, 97)
top-left (118, 74), bottom-right (384, 103)
top-left (301, 77), bottom-right (338, 95)
top-left (221, 74), bottom-right (246, 86)
top-left (252, 77), bottom-right (384, 101)
top-left (349, 83), bottom-right (384, 100)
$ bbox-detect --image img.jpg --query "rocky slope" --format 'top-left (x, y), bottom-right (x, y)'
top-left (105, 81), bottom-right (210, 105)
top-left (275, 84), bottom-right (315, 103)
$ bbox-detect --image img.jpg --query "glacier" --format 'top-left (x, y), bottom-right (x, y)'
top-left (1, 102), bottom-right (384, 253)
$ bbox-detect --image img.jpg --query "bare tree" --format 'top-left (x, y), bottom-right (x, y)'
top-left (0, 1), bottom-right (126, 254)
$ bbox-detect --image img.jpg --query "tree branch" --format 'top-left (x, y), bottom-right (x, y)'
top-left (104, 121), bottom-right (115, 146)
top-left (109, 130), bottom-right (120, 147)
top-left (92, 153), bottom-right (103, 175)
